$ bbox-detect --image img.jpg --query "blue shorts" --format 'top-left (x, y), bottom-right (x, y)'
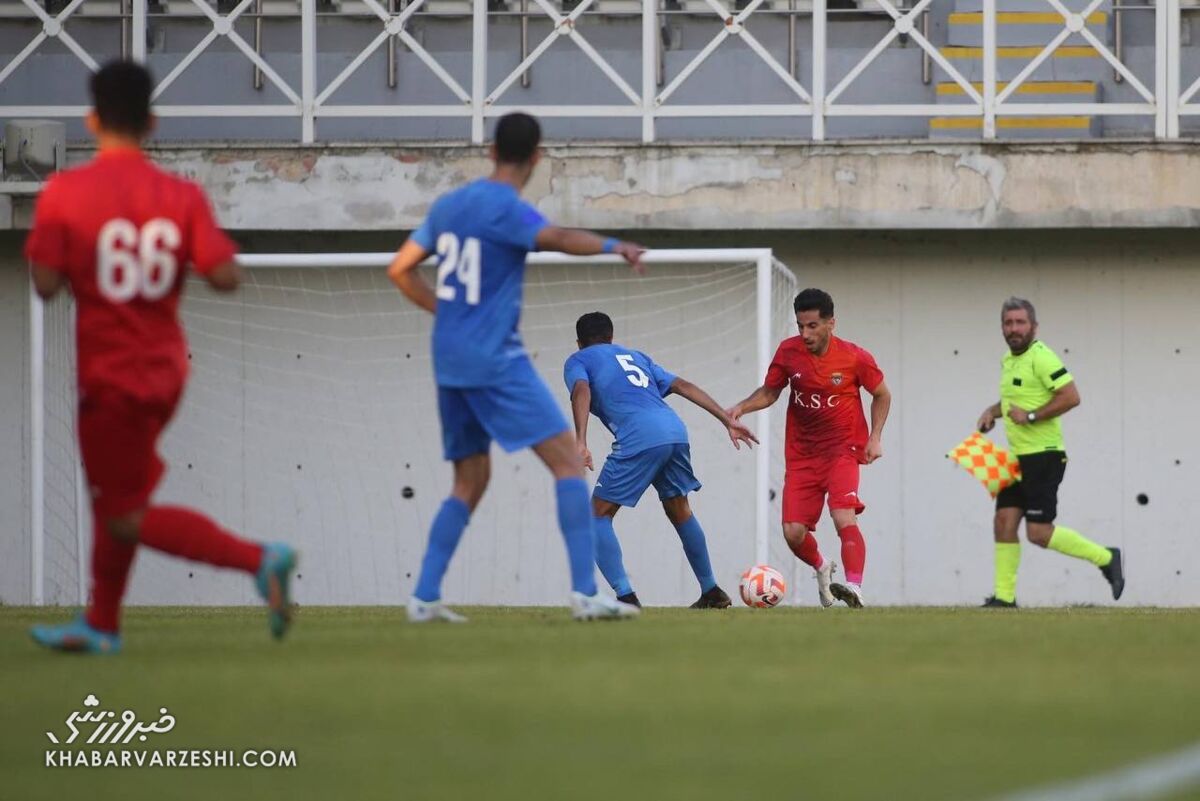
top-left (438, 360), bottom-right (569, 461)
top-left (593, 442), bottom-right (701, 508)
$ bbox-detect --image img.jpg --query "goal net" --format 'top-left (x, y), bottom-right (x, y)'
top-left (32, 249), bottom-right (801, 607)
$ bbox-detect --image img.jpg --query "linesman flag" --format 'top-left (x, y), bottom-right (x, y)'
top-left (947, 432), bottom-right (1021, 498)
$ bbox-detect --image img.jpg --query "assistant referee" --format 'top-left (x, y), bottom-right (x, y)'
top-left (976, 297), bottom-right (1124, 607)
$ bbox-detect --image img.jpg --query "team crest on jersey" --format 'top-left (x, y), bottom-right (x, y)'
top-left (830, 372), bottom-right (844, 386)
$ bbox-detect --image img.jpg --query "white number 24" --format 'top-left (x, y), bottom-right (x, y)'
top-left (435, 233), bottom-right (482, 305)
top-left (616, 354), bottom-right (650, 388)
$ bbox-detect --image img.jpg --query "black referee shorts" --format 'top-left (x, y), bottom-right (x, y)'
top-left (995, 451), bottom-right (1067, 524)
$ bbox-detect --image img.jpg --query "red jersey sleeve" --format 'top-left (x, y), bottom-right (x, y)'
top-left (764, 342), bottom-right (791, 391)
top-left (186, 183), bottom-right (237, 275)
top-left (855, 346), bottom-right (884, 393)
top-left (23, 178), bottom-right (69, 271)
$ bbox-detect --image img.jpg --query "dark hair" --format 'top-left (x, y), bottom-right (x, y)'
top-left (576, 311), bottom-right (614, 346)
top-left (90, 60), bottom-right (154, 137)
top-left (794, 288), bottom-right (834, 318)
top-left (493, 112), bottom-right (541, 165)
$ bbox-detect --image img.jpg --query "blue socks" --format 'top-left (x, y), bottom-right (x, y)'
top-left (556, 478), bottom-right (599, 596)
top-left (593, 514), bottom-right (633, 597)
top-left (413, 497), bottom-right (470, 602)
top-left (416, 486), bottom-right (712, 601)
top-left (675, 515), bottom-right (717, 593)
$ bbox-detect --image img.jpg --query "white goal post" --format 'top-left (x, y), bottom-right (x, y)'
top-left (28, 248), bottom-right (797, 606)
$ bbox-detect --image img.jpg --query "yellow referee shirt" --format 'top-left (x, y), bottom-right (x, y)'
top-left (999, 340), bottom-right (1074, 456)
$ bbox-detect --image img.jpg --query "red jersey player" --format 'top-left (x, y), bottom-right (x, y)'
top-left (728, 288), bottom-right (891, 608)
top-left (25, 61), bottom-right (297, 653)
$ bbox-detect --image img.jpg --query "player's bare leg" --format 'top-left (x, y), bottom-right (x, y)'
top-left (532, 433), bottom-right (638, 621)
top-left (661, 496), bottom-right (729, 609)
top-left (783, 522), bottom-right (836, 607)
top-left (408, 453), bottom-right (489, 623)
top-left (592, 498), bottom-right (639, 607)
top-left (828, 509), bottom-right (865, 609)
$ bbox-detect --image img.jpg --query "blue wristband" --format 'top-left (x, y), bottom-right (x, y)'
top-left (601, 238), bottom-right (618, 254)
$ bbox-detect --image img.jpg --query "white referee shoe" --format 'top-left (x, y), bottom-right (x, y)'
top-left (830, 582), bottom-right (865, 609)
top-left (407, 596), bottom-right (468, 623)
top-left (571, 592), bottom-right (640, 621)
top-left (816, 559), bottom-right (838, 608)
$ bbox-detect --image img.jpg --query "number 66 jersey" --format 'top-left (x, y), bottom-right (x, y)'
top-left (24, 149), bottom-right (237, 402)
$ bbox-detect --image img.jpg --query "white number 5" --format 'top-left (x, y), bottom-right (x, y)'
top-left (435, 233), bottom-right (482, 305)
top-left (616, 354), bottom-right (650, 388)
top-left (97, 218), bottom-right (181, 303)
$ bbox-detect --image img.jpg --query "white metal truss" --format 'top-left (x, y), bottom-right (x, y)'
top-left (151, 0), bottom-right (302, 118)
top-left (314, 0), bottom-right (473, 119)
top-left (0, 0), bottom-right (1195, 142)
top-left (654, 0), bottom-right (812, 121)
top-left (0, 0), bottom-right (97, 95)
top-left (1170, 0), bottom-right (1200, 131)
top-left (821, 0), bottom-right (981, 132)
top-left (486, 0), bottom-right (641, 112)
top-left (983, 0), bottom-right (1165, 137)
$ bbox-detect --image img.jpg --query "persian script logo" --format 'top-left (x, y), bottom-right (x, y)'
top-left (46, 695), bottom-right (175, 746)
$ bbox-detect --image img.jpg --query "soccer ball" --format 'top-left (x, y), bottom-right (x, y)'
top-left (739, 565), bottom-right (786, 608)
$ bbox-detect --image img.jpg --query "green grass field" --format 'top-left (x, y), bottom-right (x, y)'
top-left (2, 606), bottom-right (1199, 801)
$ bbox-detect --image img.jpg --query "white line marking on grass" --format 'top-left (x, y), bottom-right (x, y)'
top-left (988, 741), bottom-right (1200, 801)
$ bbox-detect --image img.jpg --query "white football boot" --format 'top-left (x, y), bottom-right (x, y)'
top-left (407, 596), bottom-right (468, 623)
top-left (829, 582), bottom-right (865, 609)
top-left (816, 559), bottom-right (838, 608)
top-left (571, 592), bottom-right (641, 621)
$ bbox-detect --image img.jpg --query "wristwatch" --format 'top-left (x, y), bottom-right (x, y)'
top-left (1027, 411), bottom-right (1038, 423)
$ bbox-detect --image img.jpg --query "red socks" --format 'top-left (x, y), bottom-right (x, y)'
top-left (85, 522), bottom-right (138, 634)
top-left (787, 530), bottom-right (824, 569)
top-left (137, 506), bottom-right (264, 573)
top-left (837, 524), bottom-right (866, 585)
top-left (86, 506), bottom-right (263, 634)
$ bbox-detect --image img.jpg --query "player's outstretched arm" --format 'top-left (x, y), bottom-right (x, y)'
top-left (30, 265), bottom-right (65, 300)
top-left (671, 378), bottom-right (758, 450)
top-left (569, 379), bottom-right (594, 471)
top-left (387, 239), bottom-right (435, 313)
top-left (865, 379), bottom-right (891, 464)
top-left (203, 260), bottom-right (242, 293)
top-left (726, 384), bottom-right (784, 421)
top-left (977, 401), bottom-right (1002, 432)
top-left (535, 227), bottom-right (645, 273)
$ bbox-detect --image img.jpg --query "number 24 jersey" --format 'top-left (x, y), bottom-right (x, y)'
top-left (410, 179), bottom-right (549, 389)
top-left (24, 150), bottom-right (237, 401)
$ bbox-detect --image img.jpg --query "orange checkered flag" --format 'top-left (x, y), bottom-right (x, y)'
top-left (946, 432), bottom-right (1021, 498)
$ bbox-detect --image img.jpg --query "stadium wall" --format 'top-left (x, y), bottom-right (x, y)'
top-left (2, 228), bottom-right (1198, 608)
top-left (7, 143), bottom-right (1200, 234)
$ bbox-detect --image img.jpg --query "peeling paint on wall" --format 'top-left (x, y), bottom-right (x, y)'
top-left (9, 142), bottom-right (1200, 231)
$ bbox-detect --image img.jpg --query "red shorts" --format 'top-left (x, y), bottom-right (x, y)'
top-left (782, 453), bottom-right (866, 529)
top-left (78, 387), bottom-right (180, 518)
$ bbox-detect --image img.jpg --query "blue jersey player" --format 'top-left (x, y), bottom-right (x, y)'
top-left (564, 312), bottom-right (758, 608)
top-left (387, 113), bottom-right (644, 622)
